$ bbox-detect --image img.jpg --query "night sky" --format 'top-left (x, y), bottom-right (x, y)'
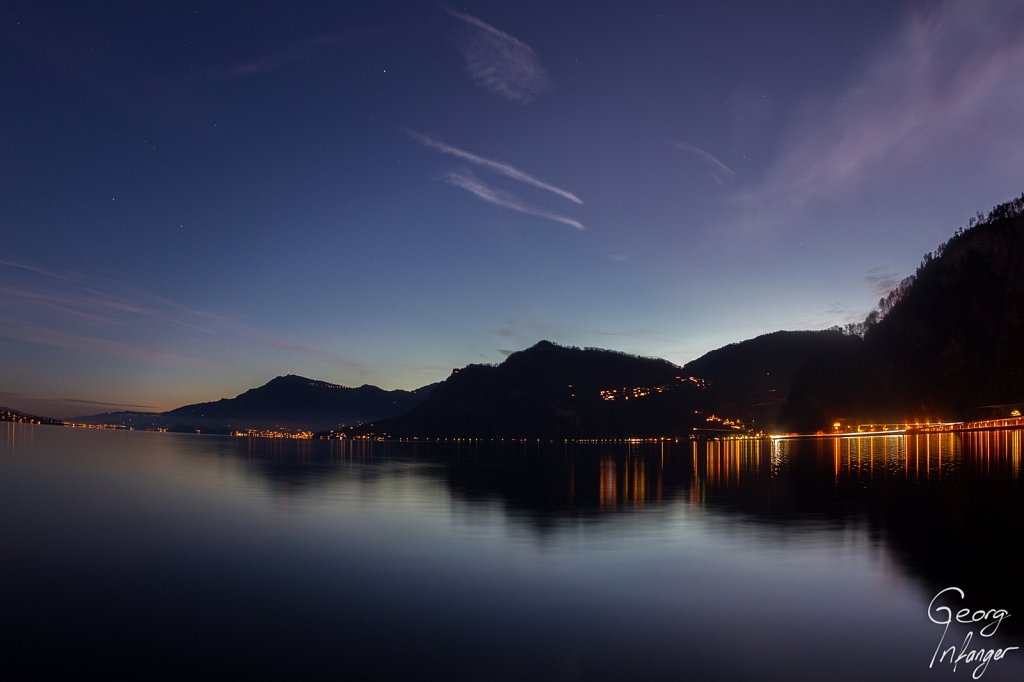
top-left (3, 0), bottom-right (1023, 417)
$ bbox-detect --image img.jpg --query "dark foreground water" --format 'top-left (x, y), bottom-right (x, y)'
top-left (2, 424), bottom-right (1023, 680)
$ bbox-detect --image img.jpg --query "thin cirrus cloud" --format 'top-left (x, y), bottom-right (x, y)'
top-left (0, 259), bottom-right (72, 281)
top-left (441, 5), bottom-right (550, 104)
top-left (864, 265), bottom-right (901, 298)
top-left (442, 171), bottom-right (584, 230)
top-left (674, 141), bottom-right (736, 185)
top-left (495, 317), bottom-right (564, 344)
top-left (57, 397), bottom-right (158, 409)
top-left (406, 130), bottom-right (582, 204)
top-left (733, 0), bottom-right (1024, 231)
top-left (0, 315), bottom-right (211, 367)
top-left (219, 29), bottom-right (376, 78)
top-left (0, 260), bottom-right (359, 369)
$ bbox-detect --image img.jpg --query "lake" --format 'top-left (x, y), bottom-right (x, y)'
top-left (2, 424), bottom-right (1022, 680)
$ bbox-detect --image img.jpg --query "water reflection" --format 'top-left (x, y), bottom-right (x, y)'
top-left (3, 424), bottom-right (1024, 679)
top-left (172, 431), bottom-right (1024, 528)
top-left (961, 428), bottom-right (1023, 477)
top-left (813, 432), bottom-right (965, 481)
top-left (692, 438), bottom-right (768, 486)
top-left (765, 431), bottom-right (1022, 483)
top-left (598, 451), bottom-right (659, 508)
top-left (199, 431), bottom-right (1024, 623)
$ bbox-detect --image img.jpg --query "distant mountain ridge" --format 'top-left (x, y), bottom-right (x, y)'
top-left (76, 374), bottom-right (434, 432)
top-left (167, 374), bottom-right (430, 426)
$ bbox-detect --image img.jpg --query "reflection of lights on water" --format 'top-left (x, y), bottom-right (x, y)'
top-left (763, 431), bottom-right (1024, 482)
top-left (812, 431), bottom-right (1024, 480)
top-left (323, 430), bottom-right (1020, 514)
top-left (769, 437), bottom-right (785, 477)
top-left (1013, 431), bottom-right (1021, 479)
top-left (598, 455), bottom-right (650, 509)
top-left (689, 438), bottom-right (768, 487)
top-left (588, 430), bottom-right (1022, 512)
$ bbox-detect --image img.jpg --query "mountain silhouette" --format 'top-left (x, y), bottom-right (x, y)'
top-left (76, 375), bottom-right (433, 432)
top-left (680, 329), bottom-right (860, 430)
top-left (782, 193), bottom-right (1024, 428)
top-left (367, 341), bottom-right (710, 438)
top-left (365, 332), bottom-right (862, 438)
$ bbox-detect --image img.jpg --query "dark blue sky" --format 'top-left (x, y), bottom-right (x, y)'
top-left (3, 0), bottom-right (1024, 416)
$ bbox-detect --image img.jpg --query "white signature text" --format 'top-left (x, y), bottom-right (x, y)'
top-left (928, 586), bottom-right (1018, 679)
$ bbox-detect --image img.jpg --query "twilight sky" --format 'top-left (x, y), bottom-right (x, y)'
top-left (3, 0), bottom-right (1024, 417)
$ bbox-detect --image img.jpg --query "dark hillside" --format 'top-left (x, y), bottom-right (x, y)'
top-left (373, 341), bottom-right (706, 438)
top-left (782, 193), bottom-right (1024, 428)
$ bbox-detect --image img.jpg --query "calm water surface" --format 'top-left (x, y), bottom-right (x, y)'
top-left (2, 424), bottom-right (1023, 680)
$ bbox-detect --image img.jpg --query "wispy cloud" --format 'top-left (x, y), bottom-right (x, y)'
top-left (406, 130), bottom-right (582, 204)
top-left (57, 397), bottom-right (158, 410)
top-left (442, 171), bottom-right (584, 230)
top-left (442, 5), bottom-right (549, 104)
top-left (219, 29), bottom-right (375, 78)
top-left (864, 265), bottom-right (900, 297)
top-left (674, 141), bottom-right (736, 185)
top-left (407, 130), bottom-right (585, 229)
top-left (786, 301), bottom-right (865, 330)
top-left (495, 317), bottom-right (564, 344)
top-left (0, 315), bottom-right (211, 366)
top-left (734, 0), bottom-right (1024, 230)
top-left (0, 259), bottom-right (73, 280)
top-left (0, 261), bottom-right (358, 368)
